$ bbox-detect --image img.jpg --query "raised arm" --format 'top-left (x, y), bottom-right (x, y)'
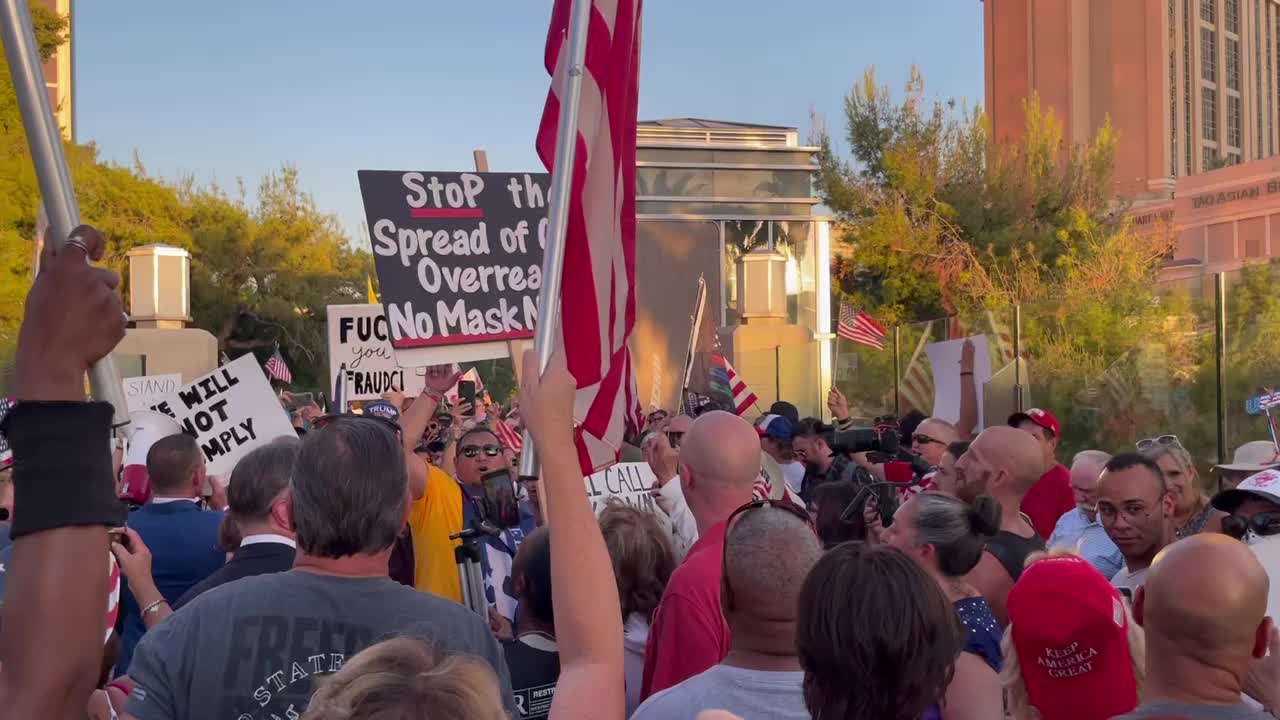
top-left (0, 226), bottom-right (129, 719)
top-left (956, 339), bottom-right (978, 439)
top-left (519, 350), bottom-right (624, 720)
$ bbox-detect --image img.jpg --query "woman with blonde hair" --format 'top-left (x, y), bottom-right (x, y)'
top-left (1003, 550), bottom-right (1145, 720)
top-left (598, 500), bottom-right (677, 717)
top-left (302, 637), bottom-right (507, 720)
top-left (1139, 436), bottom-right (1225, 538)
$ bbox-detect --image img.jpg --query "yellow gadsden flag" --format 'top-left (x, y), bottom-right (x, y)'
top-left (366, 275), bottom-right (379, 304)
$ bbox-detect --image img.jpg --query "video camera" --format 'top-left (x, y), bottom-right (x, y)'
top-left (826, 424), bottom-right (932, 477)
top-left (827, 425), bottom-right (900, 456)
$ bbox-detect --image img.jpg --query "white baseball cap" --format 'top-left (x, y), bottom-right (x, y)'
top-left (1212, 468), bottom-right (1280, 513)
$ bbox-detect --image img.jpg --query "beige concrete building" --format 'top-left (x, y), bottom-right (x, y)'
top-left (38, 0), bottom-right (73, 140)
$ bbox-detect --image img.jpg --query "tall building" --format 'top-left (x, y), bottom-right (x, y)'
top-left (985, 0), bottom-right (1280, 196)
top-left (985, 0), bottom-right (1280, 273)
top-left (38, 0), bottom-right (73, 140)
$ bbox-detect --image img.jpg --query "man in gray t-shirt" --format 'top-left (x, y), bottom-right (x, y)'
top-left (633, 504), bottom-right (822, 720)
top-left (126, 570), bottom-right (512, 720)
top-left (1113, 700), bottom-right (1273, 720)
top-left (125, 415), bottom-right (514, 720)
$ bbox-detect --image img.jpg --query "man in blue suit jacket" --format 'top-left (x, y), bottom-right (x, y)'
top-left (115, 433), bottom-right (224, 676)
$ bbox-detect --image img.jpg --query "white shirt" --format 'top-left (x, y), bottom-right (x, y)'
top-left (238, 534), bottom-right (296, 549)
top-left (1110, 566), bottom-right (1148, 602)
top-left (780, 461), bottom-right (805, 496)
top-left (149, 497), bottom-right (199, 505)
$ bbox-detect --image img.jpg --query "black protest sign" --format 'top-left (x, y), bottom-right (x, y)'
top-left (358, 170), bottom-right (550, 349)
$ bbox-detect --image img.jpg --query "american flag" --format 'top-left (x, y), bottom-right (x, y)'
top-left (898, 321), bottom-right (936, 413)
top-left (493, 416), bottom-right (524, 452)
top-left (536, 0), bottom-right (644, 473)
top-left (264, 346), bottom-right (292, 385)
top-left (837, 302), bottom-right (887, 350)
top-left (720, 358), bottom-right (757, 416)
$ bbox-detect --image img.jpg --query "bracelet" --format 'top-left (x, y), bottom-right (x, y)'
top-left (141, 599), bottom-right (166, 616)
top-left (422, 388), bottom-right (445, 402)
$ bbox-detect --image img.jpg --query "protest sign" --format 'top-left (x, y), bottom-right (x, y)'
top-left (584, 462), bottom-right (660, 515)
top-left (327, 304), bottom-right (426, 401)
top-left (926, 335), bottom-right (994, 429)
top-left (358, 170), bottom-right (550, 366)
top-left (122, 373), bottom-right (182, 413)
top-left (148, 354), bottom-right (296, 475)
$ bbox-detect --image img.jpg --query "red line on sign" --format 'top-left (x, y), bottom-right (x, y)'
top-left (393, 328), bottom-right (535, 348)
top-left (409, 208), bottom-right (485, 219)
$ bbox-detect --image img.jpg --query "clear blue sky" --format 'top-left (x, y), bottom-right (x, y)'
top-left (75, 1), bottom-right (983, 241)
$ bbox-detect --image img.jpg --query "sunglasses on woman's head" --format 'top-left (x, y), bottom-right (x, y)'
top-left (1222, 512), bottom-right (1280, 540)
top-left (460, 444), bottom-right (503, 459)
top-left (1136, 434), bottom-right (1182, 451)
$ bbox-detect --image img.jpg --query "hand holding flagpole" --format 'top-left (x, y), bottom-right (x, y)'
top-left (0, 0), bottom-right (129, 429)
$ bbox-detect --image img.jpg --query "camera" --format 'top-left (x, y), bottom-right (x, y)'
top-left (830, 426), bottom-right (900, 456)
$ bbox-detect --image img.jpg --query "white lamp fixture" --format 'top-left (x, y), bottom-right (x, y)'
top-left (737, 249), bottom-right (787, 321)
top-left (127, 244), bottom-right (191, 329)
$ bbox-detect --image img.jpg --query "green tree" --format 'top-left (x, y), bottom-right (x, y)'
top-left (817, 67), bottom-right (1184, 459)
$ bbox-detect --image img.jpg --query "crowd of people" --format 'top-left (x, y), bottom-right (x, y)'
top-left (7, 226), bottom-right (1280, 720)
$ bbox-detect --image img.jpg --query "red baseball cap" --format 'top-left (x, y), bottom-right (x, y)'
top-left (1009, 408), bottom-right (1061, 438)
top-left (1007, 555), bottom-right (1137, 720)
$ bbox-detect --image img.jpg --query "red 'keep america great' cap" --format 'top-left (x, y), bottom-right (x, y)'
top-left (1007, 555), bottom-right (1137, 720)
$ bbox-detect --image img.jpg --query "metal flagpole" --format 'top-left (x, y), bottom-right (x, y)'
top-left (518, 0), bottom-right (593, 479)
top-left (0, 0), bottom-right (129, 429)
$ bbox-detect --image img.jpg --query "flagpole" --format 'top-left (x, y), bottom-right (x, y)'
top-left (679, 275), bottom-right (706, 401)
top-left (518, 0), bottom-right (593, 480)
top-left (0, 0), bottom-right (130, 430)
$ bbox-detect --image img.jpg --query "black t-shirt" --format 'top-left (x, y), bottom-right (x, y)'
top-left (502, 634), bottom-right (561, 719)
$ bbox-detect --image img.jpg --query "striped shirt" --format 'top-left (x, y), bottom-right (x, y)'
top-left (1047, 508), bottom-right (1124, 580)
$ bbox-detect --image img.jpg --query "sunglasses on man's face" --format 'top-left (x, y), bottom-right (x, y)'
top-left (1222, 512), bottom-right (1280, 540)
top-left (913, 433), bottom-right (944, 446)
top-left (460, 444), bottom-right (503, 459)
top-left (311, 413), bottom-right (402, 439)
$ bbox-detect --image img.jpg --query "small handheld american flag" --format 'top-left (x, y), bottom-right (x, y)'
top-left (264, 346), bottom-right (292, 385)
top-left (837, 303), bottom-right (887, 351)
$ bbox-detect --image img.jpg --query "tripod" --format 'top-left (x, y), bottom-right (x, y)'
top-left (451, 522), bottom-right (502, 616)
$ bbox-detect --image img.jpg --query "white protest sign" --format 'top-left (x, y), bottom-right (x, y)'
top-left (584, 462), bottom-right (661, 515)
top-left (327, 304), bottom-right (427, 401)
top-left (926, 335), bottom-right (994, 429)
top-left (148, 354), bottom-right (296, 475)
top-left (122, 373), bottom-right (182, 413)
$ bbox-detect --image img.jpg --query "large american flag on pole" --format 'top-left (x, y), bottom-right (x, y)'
top-left (536, 0), bottom-right (644, 473)
top-left (837, 302), bottom-right (887, 350)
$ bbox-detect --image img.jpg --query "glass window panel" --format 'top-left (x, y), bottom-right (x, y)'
top-left (1202, 27), bottom-right (1218, 82)
top-left (1203, 86), bottom-right (1218, 140)
top-left (1226, 37), bottom-right (1240, 90)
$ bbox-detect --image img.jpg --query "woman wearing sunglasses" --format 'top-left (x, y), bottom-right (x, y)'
top-left (1137, 436), bottom-right (1224, 539)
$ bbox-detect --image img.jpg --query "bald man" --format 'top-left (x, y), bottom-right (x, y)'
top-left (633, 506), bottom-right (821, 720)
top-left (911, 417), bottom-right (960, 469)
top-left (956, 426), bottom-right (1047, 625)
top-left (1115, 535), bottom-right (1275, 719)
top-left (640, 411), bottom-right (761, 701)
